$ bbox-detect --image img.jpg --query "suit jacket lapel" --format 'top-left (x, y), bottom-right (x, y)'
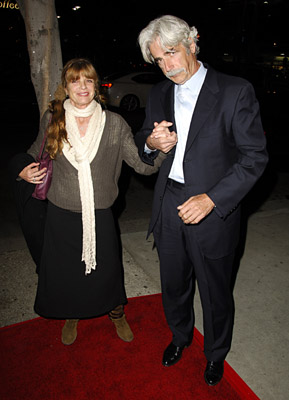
top-left (158, 69), bottom-right (219, 157)
top-left (185, 68), bottom-right (219, 153)
top-left (161, 81), bottom-right (177, 157)
top-left (162, 81), bottom-right (175, 128)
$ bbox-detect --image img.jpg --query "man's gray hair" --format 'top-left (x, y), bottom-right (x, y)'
top-left (138, 15), bottom-right (200, 64)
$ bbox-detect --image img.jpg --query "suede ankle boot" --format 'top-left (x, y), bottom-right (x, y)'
top-left (61, 319), bottom-right (79, 345)
top-left (110, 314), bottom-right (134, 342)
top-left (109, 305), bottom-right (134, 342)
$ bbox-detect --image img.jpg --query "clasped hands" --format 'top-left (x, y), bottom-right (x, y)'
top-left (19, 162), bottom-right (47, 184)
top-left (146, 120), bottom-right (215, 224)
top-left (146, 120), bottom-right (177, 153)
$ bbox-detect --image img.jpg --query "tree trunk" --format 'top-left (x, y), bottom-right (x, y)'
top-left (17, 0), bottom-right (63, 118)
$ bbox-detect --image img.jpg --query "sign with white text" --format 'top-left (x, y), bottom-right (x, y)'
top-left (0, 1), bottom-right (19, 9)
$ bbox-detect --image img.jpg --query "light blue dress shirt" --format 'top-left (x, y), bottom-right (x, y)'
top-left (169, 62), bottom-right (207, 183)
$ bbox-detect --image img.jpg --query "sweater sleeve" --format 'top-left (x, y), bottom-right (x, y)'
top-left (8, 111), bottom-right (51, 180)
top-left (119, 115), bottom-right (166, 175)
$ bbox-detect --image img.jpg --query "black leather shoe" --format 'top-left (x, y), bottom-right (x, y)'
top-left (204, 361), bottom-right (224, 386)
top-left (162, 342), bottom-right (185, 367)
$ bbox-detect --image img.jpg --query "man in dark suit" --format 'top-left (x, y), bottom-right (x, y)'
top-left (135, 15), bottom-right (268, 386)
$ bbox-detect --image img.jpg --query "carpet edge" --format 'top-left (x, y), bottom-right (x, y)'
top-left (193, 327), bottom-right (261, 400)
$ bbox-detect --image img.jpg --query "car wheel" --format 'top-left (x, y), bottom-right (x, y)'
top-left (120, 94), bottom-right (139, 112)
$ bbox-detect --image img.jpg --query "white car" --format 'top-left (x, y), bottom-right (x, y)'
top-left (101, 71), bottom-right (164, 111)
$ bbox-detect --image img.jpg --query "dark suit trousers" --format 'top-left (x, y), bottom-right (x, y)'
top-left (153, 181), bottom-right (235, 362)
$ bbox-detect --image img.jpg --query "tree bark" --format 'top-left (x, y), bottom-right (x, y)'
top-left (17, 0), bottom-right (63, 117)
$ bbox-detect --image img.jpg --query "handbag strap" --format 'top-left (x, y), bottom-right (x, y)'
top-left (38, 114), bottom-right (52, 158)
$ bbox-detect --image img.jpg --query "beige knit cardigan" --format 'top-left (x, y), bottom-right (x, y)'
top-left (27, 109), bottom-right (165, 212)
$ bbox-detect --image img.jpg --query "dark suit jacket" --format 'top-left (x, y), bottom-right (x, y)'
top-left (135, 65), bottom-right (268, 259)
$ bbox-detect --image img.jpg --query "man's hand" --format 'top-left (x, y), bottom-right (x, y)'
top-left (146, 120), bottom-right (177, 153)
top-left (177, 194), bottom-right (215, 224)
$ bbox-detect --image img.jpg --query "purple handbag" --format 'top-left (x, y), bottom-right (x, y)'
top-left (32, 131), bottom-right (53, 201)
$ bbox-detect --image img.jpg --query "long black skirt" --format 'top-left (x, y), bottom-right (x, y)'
top-left (34, 202), bottom-right (127, 319)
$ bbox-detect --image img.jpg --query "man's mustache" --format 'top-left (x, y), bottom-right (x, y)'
top-left (166, 68), bottom-right (186, 78)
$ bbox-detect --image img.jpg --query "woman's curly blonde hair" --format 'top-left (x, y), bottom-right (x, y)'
top-left (46, 58), bottom-right (104, 159)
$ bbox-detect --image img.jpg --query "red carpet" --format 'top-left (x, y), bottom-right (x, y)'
top-left (0, 294), bottom-right (259, 400)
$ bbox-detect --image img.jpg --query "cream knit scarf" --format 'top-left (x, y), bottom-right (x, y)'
top-left (63, 99), bottom-right (106, 274)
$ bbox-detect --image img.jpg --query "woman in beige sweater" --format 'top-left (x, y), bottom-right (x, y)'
top-left (18, 58), bottom-right (164, 345)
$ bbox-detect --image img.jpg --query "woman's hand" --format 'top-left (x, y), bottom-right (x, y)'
top-left (19, 162), bottom-right (47, 184)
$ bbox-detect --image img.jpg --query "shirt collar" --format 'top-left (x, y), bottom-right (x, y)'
top-left (179, 61), bottom-right (207, 95)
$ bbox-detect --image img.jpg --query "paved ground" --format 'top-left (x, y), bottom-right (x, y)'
top-left (1, 158), bottom-right (288, 399)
